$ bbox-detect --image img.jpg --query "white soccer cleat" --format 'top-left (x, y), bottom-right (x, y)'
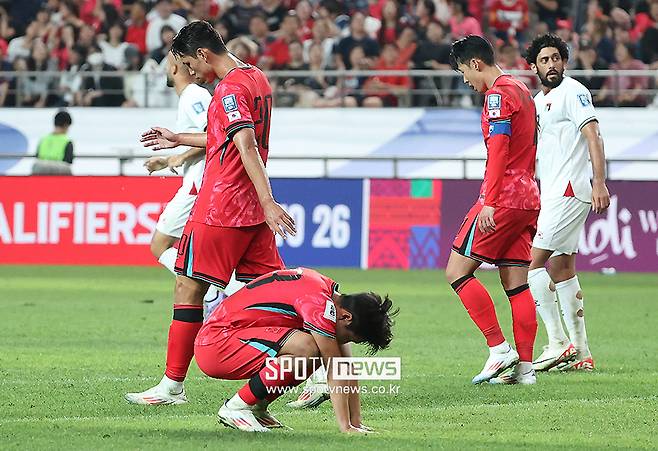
top-left (532, 342), bottom-right (577, 372)
top-left (286, 383), bottom-right (330, 409)
top-left (489, 365), bottom-right (537, 385)
top-left (124, 384), bottom-right (188, 405)
top-left (550, 355), bottom-right (595, 372)
top-left (217, 402), bottom-right (270, 432)
top-left (253, 402), bottom-right (285, 429)
top-left (471, 346), bottom-right (519, 385)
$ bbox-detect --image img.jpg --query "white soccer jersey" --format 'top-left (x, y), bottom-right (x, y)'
top-left (176, 83), bottom-right (212, 178)
top-left (533, 76), bottom-right (597, 203)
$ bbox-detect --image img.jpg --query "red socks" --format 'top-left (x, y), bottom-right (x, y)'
top-left (506, 284), bottom-right (537, 362)
top-left (164, 304), bottom-right (203, 382)
top-left (451, 275), bottom-right (505, 347)
top-left (238, 359), bottom-right (307, 405)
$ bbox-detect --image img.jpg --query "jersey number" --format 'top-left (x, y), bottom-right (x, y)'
top-left (253, 95), bottom-right (272, 150)
top-left (246, 269), bottom-right (301, 289)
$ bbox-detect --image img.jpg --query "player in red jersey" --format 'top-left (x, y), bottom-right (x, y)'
top-left (126, 21), bottom-right (296, 405)
top-left (195, 267), bottom-right (397, 433)
top-left (446, 35), bottom-right (540, 385)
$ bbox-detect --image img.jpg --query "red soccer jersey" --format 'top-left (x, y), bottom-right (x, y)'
top-left (479, 74), bottom-right (540, 211)
top-left (190, 65), bottom-right (273, 227)
top-left (196, 268), bottom-right (339, 346)
top-left (490, 0), bottom-right (529, 32)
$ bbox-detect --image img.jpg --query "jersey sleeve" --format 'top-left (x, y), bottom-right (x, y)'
top-left (214, 82), bottom-right (255, 139)
top-left (298, 293), bottom-right (337, 340)
top-left (565, 82), bottom-right (597, 131)
top-left (483, 88), bottom-right (515, 207)
top-left (182, 90), bottom-right (212, 132)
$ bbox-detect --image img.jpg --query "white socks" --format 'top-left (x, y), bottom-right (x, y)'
top-left (157, 247), bottom-right (178, 275)
top-left (490, 341), bottom-right (512, 354)
top-left (159, 375), bottom-right (184, 394)
top-left (555, 276), bottom-right (591, 357)
top-left (529, 268), bottom-right (569, 347)
top-left (227, 392), bottom-right (251, 409)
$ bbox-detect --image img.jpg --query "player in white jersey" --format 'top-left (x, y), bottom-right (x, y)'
top-left (524, 34), bottom-right (610, 372)
top-left (143, 53), bottom-right (240, 319)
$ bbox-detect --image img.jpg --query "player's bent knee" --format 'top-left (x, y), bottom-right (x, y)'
top-left (174, 275), bottom-right (207, 305)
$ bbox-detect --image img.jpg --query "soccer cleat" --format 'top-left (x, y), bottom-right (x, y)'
top-left (532, 342), bottom-right (577, 372)
top-left (253, 402), bottom-right (285, 429)
top-left (550, 356), bottom-right (595, 372)
top-left (286, 383), bottom-right (330, 409)
top-left (471, 346), bottom-right (519, 385)
top-left (489, 365), bottom-right (537, 385)
top-left (217, 402), bottom-right (270, 432)
top-left (124, 384), bottom-right (188, 405)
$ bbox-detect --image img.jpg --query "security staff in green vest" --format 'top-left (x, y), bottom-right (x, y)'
top-left (32, 111), bottom-right (75, 175)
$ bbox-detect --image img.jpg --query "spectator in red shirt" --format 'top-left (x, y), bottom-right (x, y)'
top-left (378, 0), bottom-right (402, 45)
top-left (448, 0), bottom-right (482, 39)
top-left (126, 1), bottom-right (149, 54)
top-left (396, 26), bottom-right (418, 67)
top-left (248, 14), bottom-right (276, 66)
top-left (295, 0), bottom-right (315, 41)
top-left (630, 1), bottom-right (656, 41)
top-left (80, 0), bottom-right (123, 27)
top-left (263, 12), bottom-right (301, 69)
top-left (489, 0), bottom-right (529, 43)
top-left (364, 42), bottom-right (411, 106)
top-left (497, 42), bottom-right (535, 88)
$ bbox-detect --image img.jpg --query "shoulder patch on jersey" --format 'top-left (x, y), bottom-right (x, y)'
top-left (222, 94), bottom-right (238, 112)
top-left (488, 109), bottom-right (501, 118)
top-left (192, 101), bottom-right (205, 114)
top-left (487, 93), bottom-right (501, 109)
top-left (577, 94), bottom-right (591, 107)
top-left (323, 299), bottom-right (336, 323)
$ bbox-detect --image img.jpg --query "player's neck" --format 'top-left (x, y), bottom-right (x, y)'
top-left (175, 80), bottom-right (192, 96)
top-left (214, 53), bottom-right (247, 80)
top-left (483, 65), bottom-right (505, 91)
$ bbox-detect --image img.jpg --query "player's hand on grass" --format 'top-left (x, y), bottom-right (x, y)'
top-left (263, 199), bottom-right (296, 239)
top-left (141, 127), bottom-right (179, 150)
top-left (143, 156), bottom-right (169, 174)
top-left (478, 206), bottom-right (496, 234)
top-left (591, 181), bottom-right (610, 214)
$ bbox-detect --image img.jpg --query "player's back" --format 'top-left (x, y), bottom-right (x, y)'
top-left (193, 65), bottom-right (273, 227)
top-left (197, 268), bottom-right (338, 345)
top-left (481, 74), bottom-right (540, 210)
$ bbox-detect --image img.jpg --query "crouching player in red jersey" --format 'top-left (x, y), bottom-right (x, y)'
top-left (446, 36), bottom-right (540, 385)
top-left (195, 267), bottom-right (397, 433)
top-left (125, 21), bottom-right (296, 405)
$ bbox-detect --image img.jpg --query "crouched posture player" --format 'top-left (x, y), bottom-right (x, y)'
top-left (446, 36), bottom-right (540, 385)
top-left (125, 21), bottom-right (295, 405)
top-left (195, 267), bottom-right (397, 433)
top-left (525, 34), bottom-right (610, 372)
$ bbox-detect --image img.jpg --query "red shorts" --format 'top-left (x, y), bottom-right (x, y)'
top-left (194, 325), bottom-right (298, 380)
top-left (174, 221), bottom-right (285, 287)
top-left (452, 203), bottom-right (539, 267)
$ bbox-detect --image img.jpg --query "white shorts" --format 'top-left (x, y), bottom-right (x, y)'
top-left (533, 196), bottom-right (590, 256)
top-left (155, 158), bottom-right (204, 238)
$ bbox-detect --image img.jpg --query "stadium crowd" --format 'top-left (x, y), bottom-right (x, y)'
top-left (0, 0), bottom-right (656, 107)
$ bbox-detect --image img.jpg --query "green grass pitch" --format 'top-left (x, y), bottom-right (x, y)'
top-left (1, 265), bottom-right (657, 450)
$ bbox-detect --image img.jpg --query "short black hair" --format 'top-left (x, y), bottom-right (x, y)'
top-left (449, 35), bottom-right (495, 70)
top-left (525, 33), bottom-right (569, 65)
top-left (171, 20), bottom-right (227, 58)
top-left (54, 110), bottom-right (72, 127)
top-left (341, 292), bottom-right (398, 354)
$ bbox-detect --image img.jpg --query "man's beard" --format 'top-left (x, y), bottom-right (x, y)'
top-left (539, 69), bottom-right (564, 88)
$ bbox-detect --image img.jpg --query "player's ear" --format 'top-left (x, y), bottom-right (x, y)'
top-left (338, 309), bottom-right (352, 324)
top-left (530, 62), bottom-right (538, 75)
top-left (197, 48), bottom-right (209, 63)
top-left (470, 58), bottom-right (479, 71)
